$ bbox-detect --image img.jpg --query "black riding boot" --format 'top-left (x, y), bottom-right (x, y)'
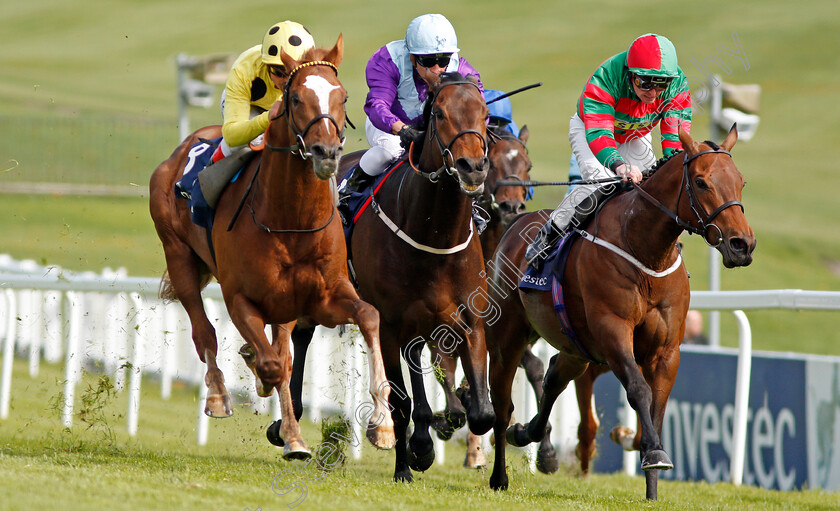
top-left (525, 221), bottom-right (563, 271)
top-left (338, 166), bottom-right (376, 224)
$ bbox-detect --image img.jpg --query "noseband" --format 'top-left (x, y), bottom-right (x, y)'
top-left (264, 60), bottom-right (350, 159)
top-left (408, 80), bottom-right (488, 182)
top-left (632, 148), bottom-right (744, 247)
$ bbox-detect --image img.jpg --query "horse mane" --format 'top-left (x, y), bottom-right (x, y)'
top-left (646, 139), bottom-right (721, 178)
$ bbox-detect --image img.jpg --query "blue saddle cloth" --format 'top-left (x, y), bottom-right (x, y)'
top-left (174, 137), bottom-right (221, 230)
top-left (519, 230), bottom-right (577, 292)
top-left (519, 230), bottom-right (593, 355)
top-left (173, 137), bottom-right (246, 231)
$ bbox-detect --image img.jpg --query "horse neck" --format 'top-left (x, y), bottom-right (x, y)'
top-left (398, 152), bottom-right (473, 247)
top-left (622, 158), bottom-right (685, 267)
top-left (253, 130), bottom-right (333, 227)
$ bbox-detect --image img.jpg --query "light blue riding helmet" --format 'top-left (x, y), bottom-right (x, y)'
top-left (405, 13), bottom-right (460, 54)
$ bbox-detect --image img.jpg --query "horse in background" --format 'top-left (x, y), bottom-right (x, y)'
top-left (425, 125), bottom-right (558, 474)
top-left (486, 125), bottom-right (755, 500)
top-left (148, 37), bottom-right (393, 460)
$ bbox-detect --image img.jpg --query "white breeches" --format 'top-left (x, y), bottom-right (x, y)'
top-left (358, 118), bottom-right (404, 177)
top-left (550, 113), bottom-right (657, 231)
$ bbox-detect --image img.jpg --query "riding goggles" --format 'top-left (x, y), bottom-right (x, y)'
top-left (630, 73), bottom-right (674, 91)
top-left (415, 53), bottom-right (452, 69)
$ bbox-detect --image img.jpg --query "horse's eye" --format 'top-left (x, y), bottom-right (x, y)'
top-left (433, 109), bottom-right (444, 119)
top-left (694, 177), bottom-right (709, 190)
top-left (291, 95), bottom-right (301, 106)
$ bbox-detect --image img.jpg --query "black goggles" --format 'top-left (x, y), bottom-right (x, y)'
top-left (631, 73), bottom-right (673, 91)
top-left (415, 53), bottom-right (452, 69)
top-left (269, 65), bottom-right (288, 78)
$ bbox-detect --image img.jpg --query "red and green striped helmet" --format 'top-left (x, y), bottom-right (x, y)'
top-left (626, 34), bottom-right (679, 78)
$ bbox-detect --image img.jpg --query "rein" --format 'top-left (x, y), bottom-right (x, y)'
top-left (631, 148), bottom-right (744, 247)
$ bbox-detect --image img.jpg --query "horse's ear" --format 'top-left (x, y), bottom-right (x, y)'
top-left (518, 125), bottom-right (530, 144)
top-left (324, 33), bottom-right (344, 68)
top-left (678, 124), bottom-right (700, 156)
top-left (720, 123), bottom-right (738, 152)
top-left (280, 47), bottom-right (298, 71)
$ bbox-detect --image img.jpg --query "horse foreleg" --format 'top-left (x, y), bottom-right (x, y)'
top-left (508, 353), bottom-right (587, 448)
top-left (403, 339), bottom-right (436, 472)
top-left (290, 325), bottom-right (315, 421)
top-left (457, 328), bottom-right (495, 436)
top-left (575, 364), bottom-right (609, 476)
top-left (520, 346), bottom-right (559, 474)
top-left (488, 339), bottom-right (526, 490)
top-left (229, 297), bottom-right (309, 460)
top-left (381, 336), bottom-right (412, 483)
top-left (639, 346), bottom-right (680, 500)
top-left (463, 431), bottom-right (487, 469)
top-left (429, 347), bottom-right (466, 440)
top-left (606, 345), bottom-right (673, 489)
top-left (160, 248), bottom-right (232, 418)
top-left (319, 289), bottom-right (394, 450)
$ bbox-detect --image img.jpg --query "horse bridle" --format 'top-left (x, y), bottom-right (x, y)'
top-left (264, 60), bottom-right (351, 159)
top-left (632, 148), bottom-right (744, 247)
top-left (408, 80), bottom-right (488, 182)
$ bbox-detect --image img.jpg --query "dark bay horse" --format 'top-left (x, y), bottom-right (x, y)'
top-left (486, 126), bottom-right (755, 500)
top-left (148, 37), bottom-right (393, 459)
top-left (425, 125), bottom-right (558, 473)
top-left (346, 71), bottom-right (495, 482)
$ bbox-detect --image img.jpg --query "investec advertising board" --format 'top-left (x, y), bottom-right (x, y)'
top-left (592, 347), bottom-right (840, 491)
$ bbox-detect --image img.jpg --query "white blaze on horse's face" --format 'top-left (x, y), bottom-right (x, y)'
top-left (303, 75), bottom-right (341, 131)
top-left (505, 148), bottom-right (519, 162)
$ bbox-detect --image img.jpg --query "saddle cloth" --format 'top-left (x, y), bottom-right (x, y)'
top-left (519, 230), bottom-right (582, 346)
top-left (173, 137), bottom-right (246, 231)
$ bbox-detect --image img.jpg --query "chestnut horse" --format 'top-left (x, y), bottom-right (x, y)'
top-left (346, 71), bottom-right (495, 482)
top-left (426, 125), bottom-right (558, 473)
top-left (486, 126), bottom-right (755, 500)
top-left (148, 37), bottom-right (392, 459)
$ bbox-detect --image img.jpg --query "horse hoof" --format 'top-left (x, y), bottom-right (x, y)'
top-left (536, 448), bottom-right (560, 475)
top-left (283, 441), bottom-right (312, 461)
top-left (407, 444), bottom-right (435, 472)
top-left (464, 450), bottom-right (486, 469)
top-left (366, 424), bottom-right (395, 450)
top-left (505, 423), bottom-right (531, 447)
top-left (641, 449), bottom-right (673, 471)
top-left (266, 420), bottom-right (285, 447)
top-left (394, 469), bottom-right (413, 483)
top-left (610, 425), bottom-right (636, 451)
top-left (489, 472), bottom-right (509, 491)
top-left (204, 392), bottom-right (233, 418)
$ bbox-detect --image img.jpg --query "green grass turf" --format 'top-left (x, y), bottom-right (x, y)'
top-left (1, 358), bottom-right (837, 510)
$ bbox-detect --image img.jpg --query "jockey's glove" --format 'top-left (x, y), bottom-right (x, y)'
top-left (398, 125), bottom-right (424, 150)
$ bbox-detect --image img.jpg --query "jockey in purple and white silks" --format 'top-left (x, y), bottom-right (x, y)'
top-left (339, 13), bottom-right (484, 201)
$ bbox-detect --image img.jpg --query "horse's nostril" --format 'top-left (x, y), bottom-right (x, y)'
top-left (729, 237), bottom-right (748, 254)
top-left (516, 202), bottom-right (526, 214)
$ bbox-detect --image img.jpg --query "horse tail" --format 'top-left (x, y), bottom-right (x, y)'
top-left (158, 270), bottom-right (178, 302)
top-left (158, 269), bottom-right (214, 303)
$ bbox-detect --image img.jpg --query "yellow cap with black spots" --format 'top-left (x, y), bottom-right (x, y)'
top-left (261, 21), bottom-right (315, 65)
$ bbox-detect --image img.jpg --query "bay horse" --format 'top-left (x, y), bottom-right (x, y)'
top-left (148, 36), bottom-right (393, 459)
top-left (425, 125), bottom-right (559, 474)
top-left (348, 71), bottom-right (495, 482)
top-left (485, 125), bottom-right (755, 500)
